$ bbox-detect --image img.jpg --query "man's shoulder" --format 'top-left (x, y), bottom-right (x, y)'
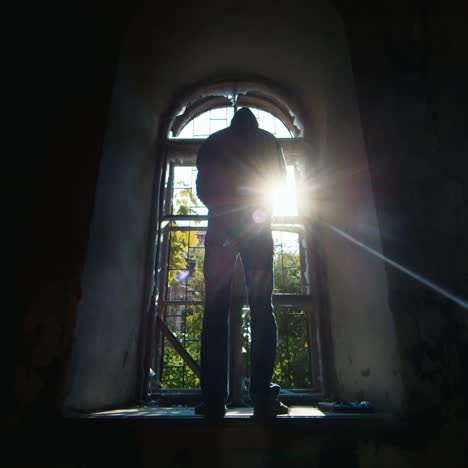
top-left (256, 128), bottom-right (280, 147)
top-left (201, 128), bottom-right (230, 146)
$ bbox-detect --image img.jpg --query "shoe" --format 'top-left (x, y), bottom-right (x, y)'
top-left (194, 402), bottom-right (227, 420)
top-left (253, 398), bottom-right (290, 419)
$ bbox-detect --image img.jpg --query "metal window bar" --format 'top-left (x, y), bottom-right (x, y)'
top-left (159, 222), bottom-right (206, 388)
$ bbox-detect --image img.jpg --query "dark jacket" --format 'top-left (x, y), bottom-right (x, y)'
top-left (196, 108), bottom-right (287, 211)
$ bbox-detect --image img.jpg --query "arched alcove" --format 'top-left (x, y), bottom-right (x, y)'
top-left (64, 0), bottom-right (403, 413)
top-left (147, 85), bottom-right (319, 400)
top-left (167, 78), bottom-right (304, 138)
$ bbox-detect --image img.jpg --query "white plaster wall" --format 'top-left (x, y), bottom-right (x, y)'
top-left (312, 40), bottom-right (403, 408)
top-left (64, 0), bottom-right (402, 411)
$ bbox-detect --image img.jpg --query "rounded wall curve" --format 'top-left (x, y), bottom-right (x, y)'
top-left (168, 76), bottom-right (305, 137)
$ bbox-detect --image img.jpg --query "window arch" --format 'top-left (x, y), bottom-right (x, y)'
top-left (170, 106), bottom-right (293, 139)
top-left (166, 77), bottom-right (304, 139)
top-left (148, 81), bottom-right (322, 405)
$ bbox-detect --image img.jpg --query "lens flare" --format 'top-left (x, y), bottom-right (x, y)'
top-left (322, 221), bottom-right (468, 310)
top-left (252, 208), bottom-right (268, 224)
top-left (176, 270), bottom-right (190, 282)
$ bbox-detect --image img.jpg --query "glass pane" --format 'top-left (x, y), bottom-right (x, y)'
top-left (171, 166), bottom-right (207, 216)
top-left (167, 230), bottom-right (206, 302)
top-left (174, 167), bottom-right (192, 187)
top-left (273, 307), bottom-right (312, 389)
top-left (210, 107), bottom-right (227, 119)
top-left (240, 306), bottom-right (313, 390)
top-left (165, 305), bottom-right (186, 334)
top-left (210, 119), bottom-right (228, 134)
top-left (171, 106), bottom-right (293, 139)
top-left (193, 112), bottom-right (210, 137)
top-left (184, 305), bottom-right (204, 337)
top-left (160, 348), bottom-right (184, 388)
top-left (177, 120), bottom-right (194, 139)
top-left (160, 304), bottom-right (202, 389)
top-left (191, 205), bottom-right (209, 216)
top-left (258, 109), bottom-right (275, 134)
top-left (273, 231), bottom-right (302, 294)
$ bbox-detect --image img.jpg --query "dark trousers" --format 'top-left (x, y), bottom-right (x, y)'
top-left (200, 209), bottom-right (278, 406)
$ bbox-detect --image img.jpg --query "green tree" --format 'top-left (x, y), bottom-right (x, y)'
top-left (168, 230), bottom-right (200, 285)
top-left (162, 185), bottom-right (205, 388)
top-left (273, 307), bottom-right (312, 388)
top-left (162, 184), bottom-right (312, 389)
top-left (273, 249), bottom-right (303, 294)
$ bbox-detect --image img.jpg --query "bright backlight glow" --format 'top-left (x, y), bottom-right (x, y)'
top-left (173, 164), bottom-right (299, 219)
top-left (173, 106), bottom-right (292, 139)
top-left (272, 166), bottom-right (298, 216)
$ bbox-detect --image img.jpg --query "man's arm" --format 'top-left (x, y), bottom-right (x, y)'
top-left (196, 136), bottom-right (235, 209)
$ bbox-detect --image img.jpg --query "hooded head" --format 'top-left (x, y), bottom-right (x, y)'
top-left (230, 107), bottom-right (259, 132)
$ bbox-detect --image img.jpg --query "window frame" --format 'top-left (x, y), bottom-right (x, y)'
top-left (148, 112), bottom-right (324, 399)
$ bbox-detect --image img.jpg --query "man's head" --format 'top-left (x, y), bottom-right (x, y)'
top-left (230, 107), bottom-right (259, 132)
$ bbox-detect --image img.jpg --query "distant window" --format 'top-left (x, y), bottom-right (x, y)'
top-left (171, 106), bottom-right (292, 139)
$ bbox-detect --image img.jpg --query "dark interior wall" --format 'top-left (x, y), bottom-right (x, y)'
top-left (337, 1), bottom-right (468, 421)
top-left (12, 3), bottom-right (134, 425)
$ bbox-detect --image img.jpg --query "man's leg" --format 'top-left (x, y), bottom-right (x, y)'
top-left (198, 231), bottom-right (237, 416)
top-left (241, 228), bottom-right (289, 418)
top-left (241, 230), bottom-right (277, 396)
top-left (245, 268), bottom-right (277, 398)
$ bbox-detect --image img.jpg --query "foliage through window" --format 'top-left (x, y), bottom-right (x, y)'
top-left (158, 164), bottom-right (314, 390)
top-left (151, 106), bottom-right (319, 394)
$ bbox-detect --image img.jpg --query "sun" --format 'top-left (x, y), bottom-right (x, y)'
top-left (271, 166), bottom-right (298, 216)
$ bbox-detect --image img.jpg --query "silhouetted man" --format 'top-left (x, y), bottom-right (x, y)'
top-left (195, 108), bottom-right (289, 419)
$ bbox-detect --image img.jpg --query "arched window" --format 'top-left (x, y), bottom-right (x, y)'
top-left (149, 99), bottom-right (322, 405)
top-left (171, 106), bottom-right (293, 139)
